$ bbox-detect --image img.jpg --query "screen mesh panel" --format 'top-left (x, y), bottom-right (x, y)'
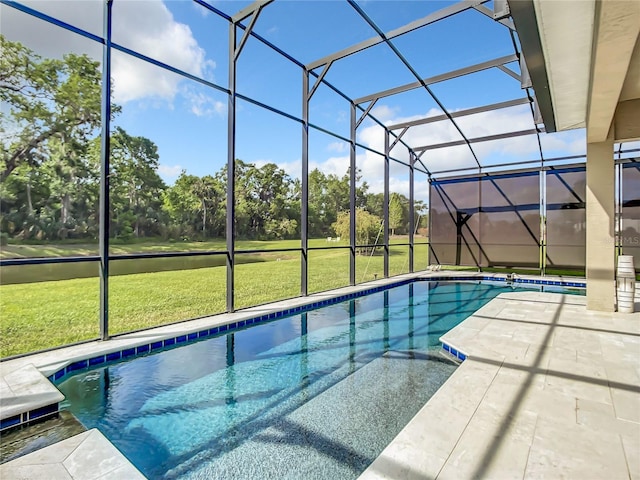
top-left (621, 162), bottom-right (640, 272)
top-left (545, 167), bottom-right (586, 269)
top-left (479, 171), bottom-right (540, 268)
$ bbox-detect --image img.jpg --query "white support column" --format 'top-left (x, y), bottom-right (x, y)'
top-left (585, 137), bottom-right (615, 311)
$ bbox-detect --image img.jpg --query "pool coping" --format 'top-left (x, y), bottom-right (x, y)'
top-left (0, 270), bottom-right (589, 476)
top-left (0, 428), bottom-right (145, 479)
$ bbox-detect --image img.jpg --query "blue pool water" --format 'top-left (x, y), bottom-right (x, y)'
top-left (57, 281), bottom-right (577, 479)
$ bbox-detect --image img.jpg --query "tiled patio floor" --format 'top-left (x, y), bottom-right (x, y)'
top-left (359, 289), bottom-right (640, 479)
top-left (1, 429), bottom-right (144, 479)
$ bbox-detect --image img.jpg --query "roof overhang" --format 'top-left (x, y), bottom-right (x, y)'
top-left (509, 0), bottom-right (640, 142)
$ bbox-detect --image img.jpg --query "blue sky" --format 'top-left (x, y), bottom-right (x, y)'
top-left (1, 0), bottom-right (602, 204)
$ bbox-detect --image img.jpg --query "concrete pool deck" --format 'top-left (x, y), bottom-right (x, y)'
top-left (359, 289), bottom-right (640, 480)
top-left (1, 272), bottom-right (638, 478)
top-left (1, 428), bottom-right (145, 479)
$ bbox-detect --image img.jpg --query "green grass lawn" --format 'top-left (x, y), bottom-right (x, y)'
top-left (0, 235), bottom-right (427, 259)
top-left (4, 236), bottom-right (591, 358)
top-left (0, 237), bottom-right (350, 259)
top-left (0, 245), bottom-right (420, 357)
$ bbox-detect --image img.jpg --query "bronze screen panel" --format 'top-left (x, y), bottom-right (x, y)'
top-left (478, 172), bottom-right (540, 268)
top-left (429, 178), bottom-right (480, 266)
top-left (545, 167), bottom-right (586, 269)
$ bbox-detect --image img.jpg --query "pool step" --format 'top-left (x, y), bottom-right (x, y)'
top-left (0, 410), bottom-right (86, 464)
top-left (169, 350), bottom-right (457, 479)
top-left (0, 364), bottom-right (64, 432)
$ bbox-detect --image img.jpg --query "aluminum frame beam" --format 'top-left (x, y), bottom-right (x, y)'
top-left (388, 97), bottom-right (531, 131)
top-left (383, 131), bottom-right (390, 277)
top-left (348, 0), bottom-right (482, 170)
top-left (497, 64), bottom-right (521, 82)
top-left (226, 21), bottom-right (237, 312)
top-left (355, 100), bottom-right (378, 129)
top-left (508, 0), bottom-right (556, 132)
top-left (307, 0), bottom-right (487, 70)
top-left (301, 69), bottom-right (309, 295)
top-left (231, 0), bottom-right (273, 23)
top-left (414, 128), bottom-right (540, 151)
top-left (349, 104), bottom-right (357, 285)
top-left (409, 152), bottom-right (415, 272)
top-left (428, 153), bottom-right (587, 178)
top-left (354, 54), bottom-right (519, 105)
top-left (99, 0), bottom-right (113, 341)
top-left (308, 60), bottom-right (334, 100)
top-left (473, 3), bottom-right (515, 30)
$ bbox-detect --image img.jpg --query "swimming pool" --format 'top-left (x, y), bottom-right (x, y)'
top-left (57, 280), bottom-right (581, 479)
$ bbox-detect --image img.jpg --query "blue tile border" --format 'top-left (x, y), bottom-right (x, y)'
top-left (0, 414), bottom-right (21, 431)
top-left (28, 403), bottom-right (58, 421)
top-left (89, 355), bottom-right (105, 367)
top-left (427, 275), bottom-right (585, 289)
top-left (0, 402), bottom-right (60, 433)
top-left (45, 275), bottom-right (583, 385)
top-left (46, 277), bottom-right (414, 385)
top-left (441, 341), bottom-right (467, 362)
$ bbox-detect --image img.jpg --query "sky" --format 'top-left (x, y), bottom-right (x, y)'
top-left (3, 0), bottom-right (634, 205)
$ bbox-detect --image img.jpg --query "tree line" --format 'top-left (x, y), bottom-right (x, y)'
top-left (1, 36), bottom-right (425, 244)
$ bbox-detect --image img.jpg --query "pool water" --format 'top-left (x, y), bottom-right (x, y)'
top-left (58, 281), bottom-right (556, 479)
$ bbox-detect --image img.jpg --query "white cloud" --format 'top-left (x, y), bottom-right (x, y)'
top-left (357, 104), bottom-right (548, 174)
top-left (389, 177), bottom-right (411, 198)
top-left (370, 104), bottom-right (399, 122)
top-left (183, 88), bottom-right (226, 117)
top-left (539, 130), bottom-right (586, 155)
top-left (2, 1), bottom-right (216, 107)
top-left (253, 159), bottom-right (302, 179)
top-left (327, 141), bottom-right (348, 153)
top-left (193, 1), bottom-right (211, 17)
top-left (242, 102), bottom-right (587, 194)
top-left (111, 1), bottom-right (215, 104)
top-left (158, 164), bottom-right (183, 180)
top-left (310, 155), bottom-right (354, 177)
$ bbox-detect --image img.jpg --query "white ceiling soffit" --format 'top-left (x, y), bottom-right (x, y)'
top-left (532, 0), bottom-right (595, 132)
top-left (620, 36), bottom-right (640, 102)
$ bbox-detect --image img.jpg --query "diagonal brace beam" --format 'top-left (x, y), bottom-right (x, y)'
top-left (308, 60), bottom-right (334, 100)
top-left (389, 127), bottom-right (409, 151)
top-left (234, 5), bottom-right (265, 60)
top-left (355, 99), bottom-right (378, 129)
top-left (497, 64), bottom-right (521, 82)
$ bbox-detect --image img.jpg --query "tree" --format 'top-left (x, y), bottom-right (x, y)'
top-left (0, 35), bottom-right (115, 181)
top-left (331, 208), bottom-right (383, 254)
top-left (234, 160), bottom-right (298, 239)
top-left (109, 127), bottom-right (166, 239)
top-left (163, 171), bottom-right (225, 239)
top-left (364, 192), bottom-right (384, 219)
top-left (389, 193), bottom-right (405, 236)
top-left (308, 168), bottom-right (330, 237)
top-left (414, 201), bottom-right (428, 238)
top-left (0, 35), bottom-right (121, 241)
